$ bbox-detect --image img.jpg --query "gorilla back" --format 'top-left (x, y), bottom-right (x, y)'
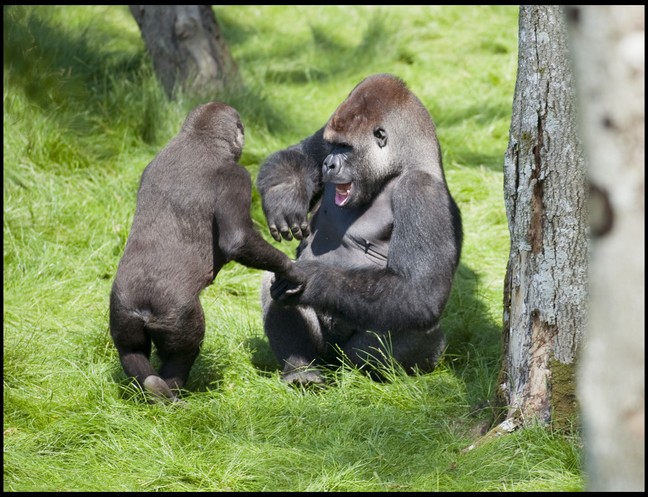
top-left (258, 74), bottom-right (462, 385)
top-left (110, 102), bottom-right (303, 402)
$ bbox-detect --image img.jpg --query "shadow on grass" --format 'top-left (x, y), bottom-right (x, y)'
top-left (443, 263), bottom-right (502, 367)
top-left (446, 148), bottom-right (506, 172)
top-left (4, 6), bottom-right (403, 151)
top-left (433, 101), bottom-right (512, 172)
top-left (219, 8), bottom-right (404, 86)
top-left (3, 6), bottom-right (140, 110)
top-left (2, 6), bottom-right (295, 148)
top-left (5, 5), bottom-right (503, 173)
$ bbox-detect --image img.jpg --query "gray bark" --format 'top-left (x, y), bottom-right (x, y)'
top-left (499, 5), bottom-right (588, 428)
top-left (566, 5), bottom-right (645, 492)
top-left (129, 5), bottom-right (239, 99)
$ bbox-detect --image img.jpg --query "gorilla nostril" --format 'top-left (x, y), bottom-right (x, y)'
top-left (324, 154), bottom-right (342, 173)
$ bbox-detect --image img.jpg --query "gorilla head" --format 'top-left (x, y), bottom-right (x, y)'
top-left (182, 101), bottom-right (246, 162)
top-left (322, 73), bottom-right (442, 208)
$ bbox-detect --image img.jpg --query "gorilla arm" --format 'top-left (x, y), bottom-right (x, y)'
top-left (256, 127), bottom-right (330, 242)
top-left (211, 164), bottom-right (306, 287)
top-left (272, 170), bottom-right (462, 333)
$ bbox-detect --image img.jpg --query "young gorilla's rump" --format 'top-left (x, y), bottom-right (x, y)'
top-left (110, 102), bottom-right (303, 401)
top-left (257, 74), bottom-right (463, 384)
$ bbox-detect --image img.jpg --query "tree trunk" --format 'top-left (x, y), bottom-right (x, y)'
top-left (129, 5), bottom-right (239, 99)
top-left (498, 5), bottom-right (588, 429)
top-left (565, 5), bottom-right (645, 492)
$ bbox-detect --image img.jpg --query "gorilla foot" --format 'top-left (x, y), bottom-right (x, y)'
top-left (143, 375), bottom-right (183, 403)
top-left (282, 367), bottom-right (326, 387)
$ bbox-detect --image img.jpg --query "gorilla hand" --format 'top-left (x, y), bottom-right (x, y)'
top-left (270, 275), bottom-right (305, 304)
top-left (271, 260), bottom-right (309, 301)
top-left (259, 162), bottom-right (312, 242)
top-left (266, 208), bottom-right (310, 242)
top-left (270, 260), bottom-right (326, 304)
top-left (257, 142), bottom-right (326, 242)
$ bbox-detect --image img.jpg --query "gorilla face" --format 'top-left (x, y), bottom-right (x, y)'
top-left (321, 74), bottom-right (412, 208)
top-left (321, 144), bottom-right (354, 206)
top-left (321, 127), bottom-right (391, 208)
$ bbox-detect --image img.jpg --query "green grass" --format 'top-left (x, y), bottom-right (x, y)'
top-left (3, 5), bottom-right (583, 491)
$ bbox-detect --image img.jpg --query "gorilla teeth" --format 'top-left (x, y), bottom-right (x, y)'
top-left (335, 183), bottom-right (352, 206)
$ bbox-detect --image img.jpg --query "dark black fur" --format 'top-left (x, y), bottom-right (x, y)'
top-left (257, 74), bottom-right (462, 384)
top-left (110, 102), bottom-right (303, 401)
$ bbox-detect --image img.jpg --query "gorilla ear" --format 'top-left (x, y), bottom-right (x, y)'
top-left (373, 127), bottom-right (387, 148)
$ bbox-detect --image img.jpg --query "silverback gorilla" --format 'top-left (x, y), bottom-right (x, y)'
top-left (110, 102), bottom-right (304, 402)
top-left (257, 74), bottom-right (462, 385)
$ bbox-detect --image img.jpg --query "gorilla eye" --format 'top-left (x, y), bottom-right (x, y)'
top-left (373, 128), bottom-right (387, 148)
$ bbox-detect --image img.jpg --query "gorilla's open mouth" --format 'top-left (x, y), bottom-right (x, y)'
top-left (335, 182), bottom-right (352, 206)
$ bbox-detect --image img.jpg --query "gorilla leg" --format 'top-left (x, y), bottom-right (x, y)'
top-left (341, 325), bottom-right (446, 378)
top-left (151, 298), bottom-right (206, 398)
top-left (111, 316), bottom-right (183, 401)
top-left (157, 350), bottom-right (200, 391)
top-left (110, 306), bottom-right (161, 394)
top-left (261, 272), bottom-right (326, 385)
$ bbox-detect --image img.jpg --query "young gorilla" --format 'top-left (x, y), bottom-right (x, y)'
top-left (110, 102), bottom-right (304, 402)
top-left (257, 74), bottom-right (463, 385)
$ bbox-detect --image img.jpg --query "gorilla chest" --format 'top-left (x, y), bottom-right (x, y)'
top-left (303, 181), bottom-right (395, 267)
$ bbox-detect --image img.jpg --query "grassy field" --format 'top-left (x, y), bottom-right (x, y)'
top-left (3, 5), bottom-right (583, 491)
